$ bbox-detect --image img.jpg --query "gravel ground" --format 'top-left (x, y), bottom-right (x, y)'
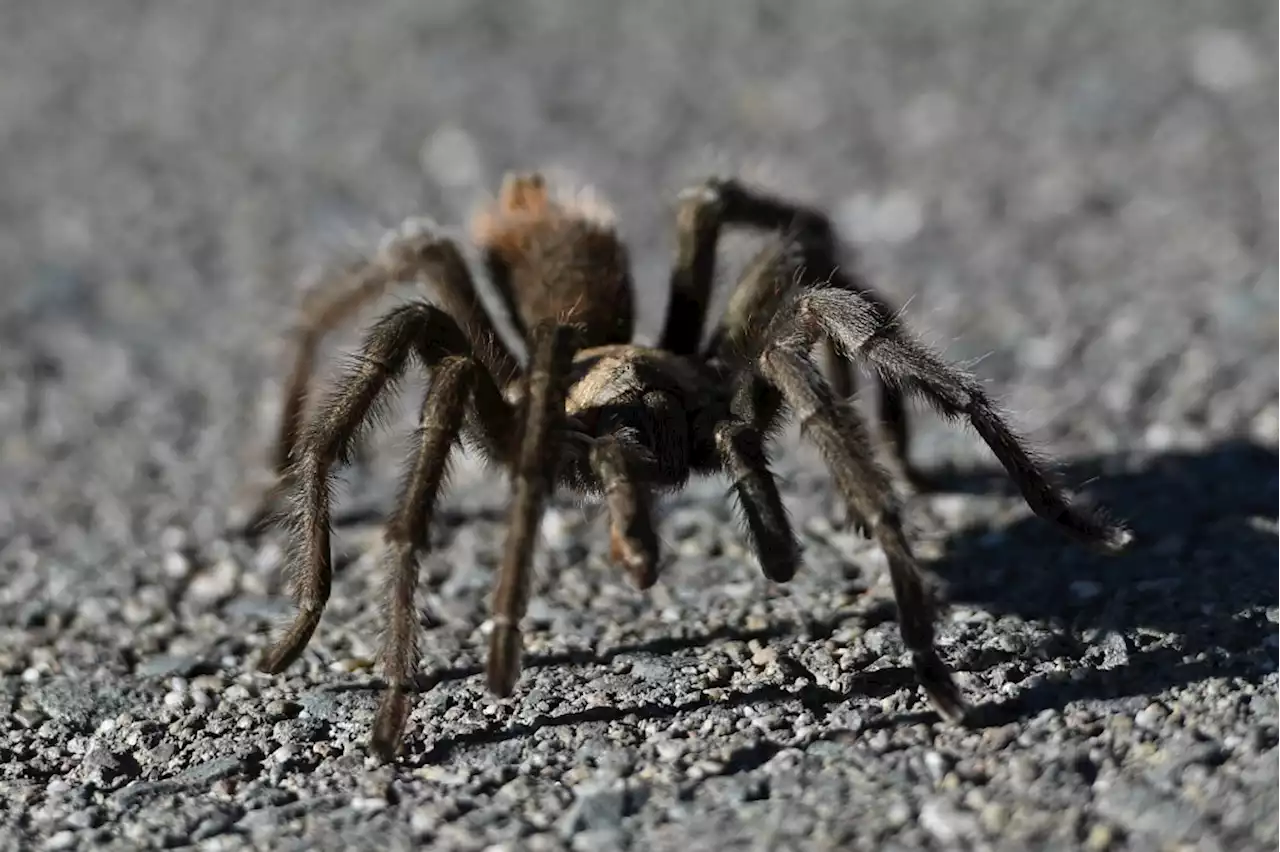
top-left (1, 2), bottom-right (1277, 850)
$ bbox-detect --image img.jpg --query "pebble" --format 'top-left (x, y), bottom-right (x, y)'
top-left (837, 189), bottom-right (925, 245)
top-left (919, 799), bottom-right (978, 844)
top-left (137, 655), bottom-right (205, 679)
top-left (979, 802), bottom-right (1009, 833)
top-left (923, 751), bottom-right (951, 784)
top-left (1069, 580), bottom-right (1103, 601)
top-left (558, 783), bottom-right (626, 837)
top-left (1134, 702), bottom-right (1169, 731)
top-left (330, 658), bottom-right (374, 674)
top-left (350, 797), bottom-right (388, 814)
top-left (43, 830), bottom-right (77, 851)
top-left (187, 558), bottom-right (240, 605)
top-left (1085, 823), bottom-right (1114, 850)
top-left (163, 551), bottom-right (191, 580)
top-left (224, 685), bottom-right (255, 707)
top-left (750, 646), bottom-right (778, 668)
top-left (163, 691), bottom-right (191, 711)
top-left (1189, 28), bottom-right (1263, 93)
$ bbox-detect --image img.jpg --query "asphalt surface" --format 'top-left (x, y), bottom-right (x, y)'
top-left (0, 2), bottom-right (1276, 850)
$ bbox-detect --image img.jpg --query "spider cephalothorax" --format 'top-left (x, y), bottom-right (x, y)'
top-left (247, 171), bottom-right (1131, 760)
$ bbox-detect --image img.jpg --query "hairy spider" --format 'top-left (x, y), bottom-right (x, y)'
top-left (247, 171), bottom-right (1132, 760)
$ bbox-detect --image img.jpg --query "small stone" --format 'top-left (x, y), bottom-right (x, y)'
top-left (919, 799), bottom-right (979, 844)
top-left (43, 830), bottom-right (77, 851)
top-left (558, 782), bottom-right (626, 837)
top-left (187, 558), bottom-right (240, 605)
top-left (223, 684), bottom-right (252, 704)
top-left (884, 800), bottom-right (911, 828)
top-left (410, 808), bottom-right (437, 837)
top-left (330, 658), bottom-right (374, 674)
top-left (902, 90), bottom-right (959, 148)
top-left (837, 189), bottom-right (924, 245)
top-left (540, 508), bottom-right (576, 551)
top-left (419, 125), bottom-right (483, 189)
top-left (980, 802), bottom-right (1009, 833)
top-left (572, 829), bottom-right (625, 852)
top-left (1189, 28), bottom-right (1263, 92)
top-left (1097, 631), bottom-right (1129, 670)
top-left (1250, 403), bottom-right (1278, 448)
top-left (1085, 823), bottom-right (1115, 850)
top-left (1009, 757), bottom-right (1039, 784)
top-left (163, 551), bottom-right (191, 580)
top-left (751, 646), bottom-right (778, 668)
top-left (923, 751), bottom-right (951, 783)
top-left (1070, 580), bottom-right (1103, 601)
top-left (686, 760), bottom-right (724, 779)
top-left (1143, 423), bottom-right (1177, 451)
top-left (191, 675), bottom-right (226, 693)
top-left (1134, 702), bottom-right (1168, 731)
top-left (137, 655), bottom-right (205, 678)
top-left (163, 691), bottom-right (190, 711)
top-left (15, 709), bottom-right (47, 729)
top-left (703, 665), bottom-right (732, 687)
top-left (350, 797), bottom-right (387, 814)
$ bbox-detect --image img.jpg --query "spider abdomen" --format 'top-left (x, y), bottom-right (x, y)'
top-left (471, 172), bottom-right (635, 348)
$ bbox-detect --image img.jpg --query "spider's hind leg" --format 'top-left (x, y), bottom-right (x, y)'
top-left (243, 222), bottom-right (521, 535)
top-left (371, 355), bottom-right (506, 760)
top-left (671, 177), bottom-right (924, 487)
top-left (259, 299), bottom-right (509, 670)
top-left (754, 341), bottom-right (967, 722)
top-left (781, 287), bottom-right (1133, 554)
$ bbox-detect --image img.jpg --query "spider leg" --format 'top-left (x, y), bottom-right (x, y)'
top-left (589, 434), bottom-right (660, 589)
top-left (782, 288), bottom-right (1133, 553)
top-left (658, 182), bottom-right (726, 355)
top-left (754, 342), bottom-right (967, 722)
top-left (693, 178), bottom-right (923, 484)
top-left (713, 417), bottom-right (800, 583)
top-left (584, 388), bottom-right (692, 589)
top-left (259, 303), bottom-right (498, 676)
top-left (369, 353), bottom-right (513, 760)
top-left (488, 321), bottom-right (585, 697)
top-left (271, 259), bottom-right (395, 477)
top-left (247, 223), bottom-right (521, 533)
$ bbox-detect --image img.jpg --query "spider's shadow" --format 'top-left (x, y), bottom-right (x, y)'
top-left (923, 438), bottom-right (1277, 721)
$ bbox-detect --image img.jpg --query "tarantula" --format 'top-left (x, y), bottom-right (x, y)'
top-left (247, 171), bottom-right (1131, 761)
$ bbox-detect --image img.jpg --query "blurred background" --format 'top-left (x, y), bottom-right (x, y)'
top-left (0, 1), bottom-right (1273, 549)
top-left (0, 2), bottom-right (1275, 850)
